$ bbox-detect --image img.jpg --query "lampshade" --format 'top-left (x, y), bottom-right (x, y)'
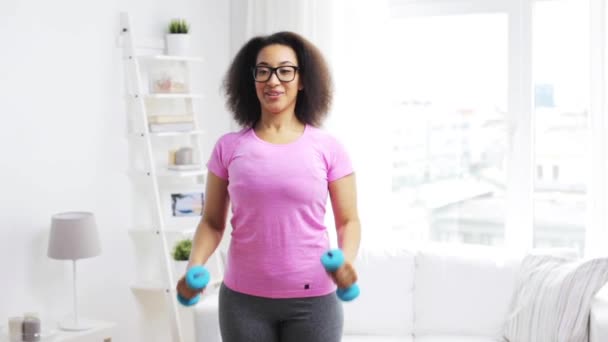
top-left (48, 212), bottom-right (101, 260)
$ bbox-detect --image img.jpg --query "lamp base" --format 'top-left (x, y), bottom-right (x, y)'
top-left (58, 318), bottom-right (97, 331)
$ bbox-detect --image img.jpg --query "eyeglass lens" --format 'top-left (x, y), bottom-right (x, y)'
top-left (254, 66), bottom-right (297, 82)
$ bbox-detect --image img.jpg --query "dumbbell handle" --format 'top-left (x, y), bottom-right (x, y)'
top-left (320, 249), bottom-right (360, 301)
top-left (177, 265), bottom-right (210, 306)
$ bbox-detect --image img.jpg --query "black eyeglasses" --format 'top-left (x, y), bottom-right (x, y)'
top-left (252, 66), bottom-right (299, 83)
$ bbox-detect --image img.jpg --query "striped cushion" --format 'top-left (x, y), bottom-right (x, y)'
top-left (503, 254), bottom-right (608, 342)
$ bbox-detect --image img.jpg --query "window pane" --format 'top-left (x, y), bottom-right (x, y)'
top-left (532, 0), bottom-right (589, 256)
top-left (389, 14), bottom-right (508, 245)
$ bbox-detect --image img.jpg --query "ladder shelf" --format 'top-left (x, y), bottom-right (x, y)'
top-left (119, 12), bottom-right (220, 342)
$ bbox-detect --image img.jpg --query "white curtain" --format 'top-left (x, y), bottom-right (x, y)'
top-left (229, 0), bottom-right (334, 54)
top-left (230, 0), bottom-right (394, 248)
top-left (324, 1), bottom-right (393, 248)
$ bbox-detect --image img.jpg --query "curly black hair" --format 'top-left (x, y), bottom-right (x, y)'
top-left (223, 31), bottom-right (332, 128)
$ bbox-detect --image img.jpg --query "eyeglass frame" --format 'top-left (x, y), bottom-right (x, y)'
top-left (251, 65), bottom-right (300, 83)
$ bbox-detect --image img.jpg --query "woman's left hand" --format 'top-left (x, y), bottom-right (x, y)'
top-left (330, 261), bottom-right (358, 289)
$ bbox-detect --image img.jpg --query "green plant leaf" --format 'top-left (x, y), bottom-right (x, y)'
top-left (168, 18), bottom-right (189, 34)
top-left (172, 239), bottom-right (192, 260)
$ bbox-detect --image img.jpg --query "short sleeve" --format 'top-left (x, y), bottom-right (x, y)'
top-left (206, 135), bottom-right (232, 180)
top-left (327, 137), bottom-right (354, 182)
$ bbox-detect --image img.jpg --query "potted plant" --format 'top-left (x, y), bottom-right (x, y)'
top-left (171, 238), bottom-right (192, 277)
top-left (166, 18), bottom-right (190, 56)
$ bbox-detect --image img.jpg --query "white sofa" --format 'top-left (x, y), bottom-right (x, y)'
top-left (193, 244), bottom-right (608, 342)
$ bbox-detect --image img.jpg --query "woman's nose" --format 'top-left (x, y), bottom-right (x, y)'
top-left (267, 71), bottom-right (281, 84)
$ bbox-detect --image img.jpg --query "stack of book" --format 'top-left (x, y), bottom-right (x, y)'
top-left (168, 164), bottom-right (202, 171)
top-left (148, 114), bottom-right (194, 132)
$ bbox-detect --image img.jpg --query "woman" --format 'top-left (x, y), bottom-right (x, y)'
top-left (176, 31), bottom-right (361, 342)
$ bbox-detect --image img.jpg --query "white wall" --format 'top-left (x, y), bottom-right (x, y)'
top-left (0, 0), bottom-right (231, 340)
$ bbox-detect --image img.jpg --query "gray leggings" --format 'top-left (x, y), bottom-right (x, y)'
top-left (218, 283), bottom-right (343, 342)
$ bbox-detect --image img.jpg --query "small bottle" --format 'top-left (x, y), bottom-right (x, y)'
top-left (22, 313), bottom-right (40, 342)
top-left (8, 316), bottom-right (23, 342)
top-left (175, 147), bottom-right (193, 165)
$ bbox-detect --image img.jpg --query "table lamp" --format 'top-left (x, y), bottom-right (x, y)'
top-left (47, 211), bottom-right (101, 331)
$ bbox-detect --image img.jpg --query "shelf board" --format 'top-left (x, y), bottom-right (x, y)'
top-left (138, 55), bottom-right (203, 63)
top-left (131, 278), bottom-right (223, 293)
top-left (127, 129), bottom-right (205, 139)
top-left (128, 227), bottom-right (196, 236)
top-left (150, 129), bottom-right (205, 137)
top-left (145, 93), bottom-right (203, 99)
top-left (128, 168), bottom-right (206, 179)
top-left (157, 168), bottom-right (207, 178)
top-left (129, 224), bottom-right (196, 237)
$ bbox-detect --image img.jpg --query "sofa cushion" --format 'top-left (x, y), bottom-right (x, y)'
top-left (413, 243), bottom-right (521, 338)
top-left (502, 254), bottom-right (608, 342)
top-left (343, 247), bottom-right (415, 336)
top-left (415, 335), bottom-right (503, 342)
top-left (590, 286), bottom-right (608, 342)
top-left (342, 335), bottom-right (413, 342)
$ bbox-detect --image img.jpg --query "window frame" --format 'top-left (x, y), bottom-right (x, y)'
top-left (588, 0), bottom-right (608, 257)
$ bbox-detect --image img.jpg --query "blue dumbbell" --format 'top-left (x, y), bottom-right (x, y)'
top-left (320, 249), bottom-right (360, 301)
top-left (177, 265), bottom-right (210, 306)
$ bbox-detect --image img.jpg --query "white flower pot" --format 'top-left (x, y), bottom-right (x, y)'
top-left (166, 34), bottom-right (190, 56)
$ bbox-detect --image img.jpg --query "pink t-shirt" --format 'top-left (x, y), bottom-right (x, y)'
top-left (207, 124), bottom-right (353, 298)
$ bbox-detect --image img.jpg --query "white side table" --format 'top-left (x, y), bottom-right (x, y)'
top-left (1, 320), bottom-right (117, 342)
top-left (50, 321), bottom-right (116, 342)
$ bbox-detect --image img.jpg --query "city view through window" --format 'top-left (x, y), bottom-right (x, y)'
top-left (388, 1), bottom-right (588, 254)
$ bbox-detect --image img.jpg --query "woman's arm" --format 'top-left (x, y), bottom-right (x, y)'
top-left (188, 171), bottom-right (230, 268)
top-left (177, 171), bottom-right (229, 299)
top-left (328, 173), bottom-right (361, 287)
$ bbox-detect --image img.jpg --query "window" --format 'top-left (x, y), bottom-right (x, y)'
top-left (387, 0), bottom-right (603, 255)
top-left (532, 0), bottom-right (589, 255)
top-left (388, 13), bottom-right (509, 245)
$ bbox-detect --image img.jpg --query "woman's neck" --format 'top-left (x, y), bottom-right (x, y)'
top-left (255, 112), bottom-right (304, 133)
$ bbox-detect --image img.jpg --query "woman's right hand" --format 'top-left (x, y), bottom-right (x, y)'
top-left (176, 274), bottom-right (204, 300)
top-left (330, 261), bottom-right (358, 289)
